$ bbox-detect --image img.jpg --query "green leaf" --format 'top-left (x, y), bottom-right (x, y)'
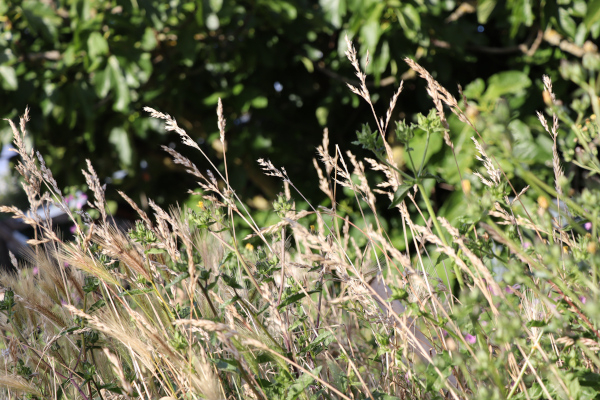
top-left (109, 126), bottom-right (132, 166)
top-left (389, 184), bottom-right (411, 209)
top-left (251, 96), bottom-right (268, 109)
top-left (108, 55), bottom-right (130, 112)
top-left (165, 272), bottom-right (190, 290)
top-left (320, 0), bottom-right (346, 28)
top-left (278, 290), bottom-right (319, 310)
top-left (559, 8), bottom-right (577, 38)
top-left (87, 32), bottom-right (109, 60)
top-left (87, 299), bottom-right (106, 314)
top-left (145, 248), bottom-right (165, 255)
top-left (141, 27), bottom-right (157, 51)
top-left (118, 288), bottom-right (154, 297)
top-left (286, 366), bottom-right (322, 400)
top-left (477, 0), bottom-right (497, 24)
top-left (221, 273), bottom-right (243, 289)
top-left (397, 4), bottom-right (420, 41)
top-left (585, 0), bottom-right (600, 29)
top-left (388, 285), bottom-right (408, 301)
top-left (353, 123), bottom-right (385, 157)
top-left (216, 358), bottom-right (238, 372)
top-left (0, 65), bottom-right (17, 91)
top-left (526, 320), bottom-right (547, 328)
top-left (463, 78), bottom-right (485, 100)
top-left (92, 67), bottom-right (111, 97)
top-left (209, 0), bottom-right (223, 13)
top-left (303, 331), bottom-right (335, 353)
top-left (482, 71), bottom-right (531, 102)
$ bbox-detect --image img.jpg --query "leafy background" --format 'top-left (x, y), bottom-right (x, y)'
top-left (1, 0), bottom-right (600, 230)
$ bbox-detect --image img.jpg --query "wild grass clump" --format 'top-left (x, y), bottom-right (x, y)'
top-left (1, 36), bottom-right (599, 400)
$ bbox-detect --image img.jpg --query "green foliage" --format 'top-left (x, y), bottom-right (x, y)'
top-left (3, 0), bottom-right (600, 210)
top-left (3, 1), bottom-right (600, 399)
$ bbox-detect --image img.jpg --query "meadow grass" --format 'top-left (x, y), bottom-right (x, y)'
top-left (0, 36), bottom-right (599, 400)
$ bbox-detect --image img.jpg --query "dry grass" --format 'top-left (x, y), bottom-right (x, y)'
top-left (0, 36), bottom-right (598, 400)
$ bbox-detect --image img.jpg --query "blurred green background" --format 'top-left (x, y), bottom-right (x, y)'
top-left (1, 0), bottom-right (599, 230)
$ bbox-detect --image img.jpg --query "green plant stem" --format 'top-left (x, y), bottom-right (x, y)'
top-left (506, 331), bottom-right (544, 399)
top-left (418, 129), bottom-right (431, 177)
top-left (417, 183), bottom-right (465, 289)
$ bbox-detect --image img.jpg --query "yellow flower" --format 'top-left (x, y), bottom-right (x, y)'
top-left (197, 201), bottom-right (205, 210)
top-left (245, 243), bottom-right (254, 252)
top-left (537, 196), bottom-right (549, 210)
top-left (461, 179), bottom-right (471, 194)
top-left (588, 242), bottom-right (597, 255)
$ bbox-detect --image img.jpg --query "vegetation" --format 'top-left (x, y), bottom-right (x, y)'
top-left (1, 30), bottom-right (600, 399)
top-left (2, 0), bottom-right (600, 209)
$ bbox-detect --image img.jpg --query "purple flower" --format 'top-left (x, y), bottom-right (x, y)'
top-left (585, 222), bottom-right (592, 231)
top-left (579, 296), bottom-right (587, 304)
top-left (465, 334), bottom-right (476, 344)
top-left (75, 194), bottom-right (88, 210)
top-left (506, 284), bottom-right (521, 294)
top-left (70, 224), bottom-right (77, 234)
top-left (32, 267), bottom-right (39, 275)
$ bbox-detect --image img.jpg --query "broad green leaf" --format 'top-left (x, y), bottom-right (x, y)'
top-left (584, 0), bottom-right (600, 29)
top-left (21, 0), bottom-right (61, 42)
top-left (251, 96), bottom-right (268, 108)
top-left (109, 126), bottom-right (132, 166)
top-left (92, 67), bottom-right (111, 98)
top-left (286, 366), bottom-right (322, 400)
top-left (278, 290), bottom-right (319, 310)
top-left (405, 130), bottom-right (443, 172)
top-left (559, 8), bottom-right (577, 38)
top-left (477, 0), bottom-right (497, 24)
top-left (209, 0), bottom-right (223, 13)
top-left (463, 78), bottom-right (485, 100)
top-left (482, 71), bottom-right (531, 102)
top-left (397, 4), bottom-right (420, 41)
top-left (141, 27), bottom-right (157, 51)
top-left (0, 65), bottom-right (17, 91)
top-left (108, 55), bottom-right (130, 112)
top-left (389, 184), bottom-right (411, 209)
top-left (320, 0), bottom-right (347, 28)
top-left (87, 32), bottom-right (109, 59)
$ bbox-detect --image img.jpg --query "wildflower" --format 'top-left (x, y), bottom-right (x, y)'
top-left (579, 296), bottom-right (587, 304)
top-left (506, 284), bottom-right (521, 294)
top-left (197, 201), bottom-right (205, 209)
top-left (465, 334), bottom-right (476, 344)
top-left (588, 242), bottom-right (596, 254)
top-left (584, 222), bottom-right (592, 231)
top-left (245, 243), bottom-right (254, 252)
top-left (537, 196), bottom-right (549, 209)
top-left (461, 179), bottom-right (471, 194)
top-left (75, 193), bottom-right (88, 210)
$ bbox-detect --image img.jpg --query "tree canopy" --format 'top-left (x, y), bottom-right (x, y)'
top-left (1, 0), bottom-right (600, 210)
